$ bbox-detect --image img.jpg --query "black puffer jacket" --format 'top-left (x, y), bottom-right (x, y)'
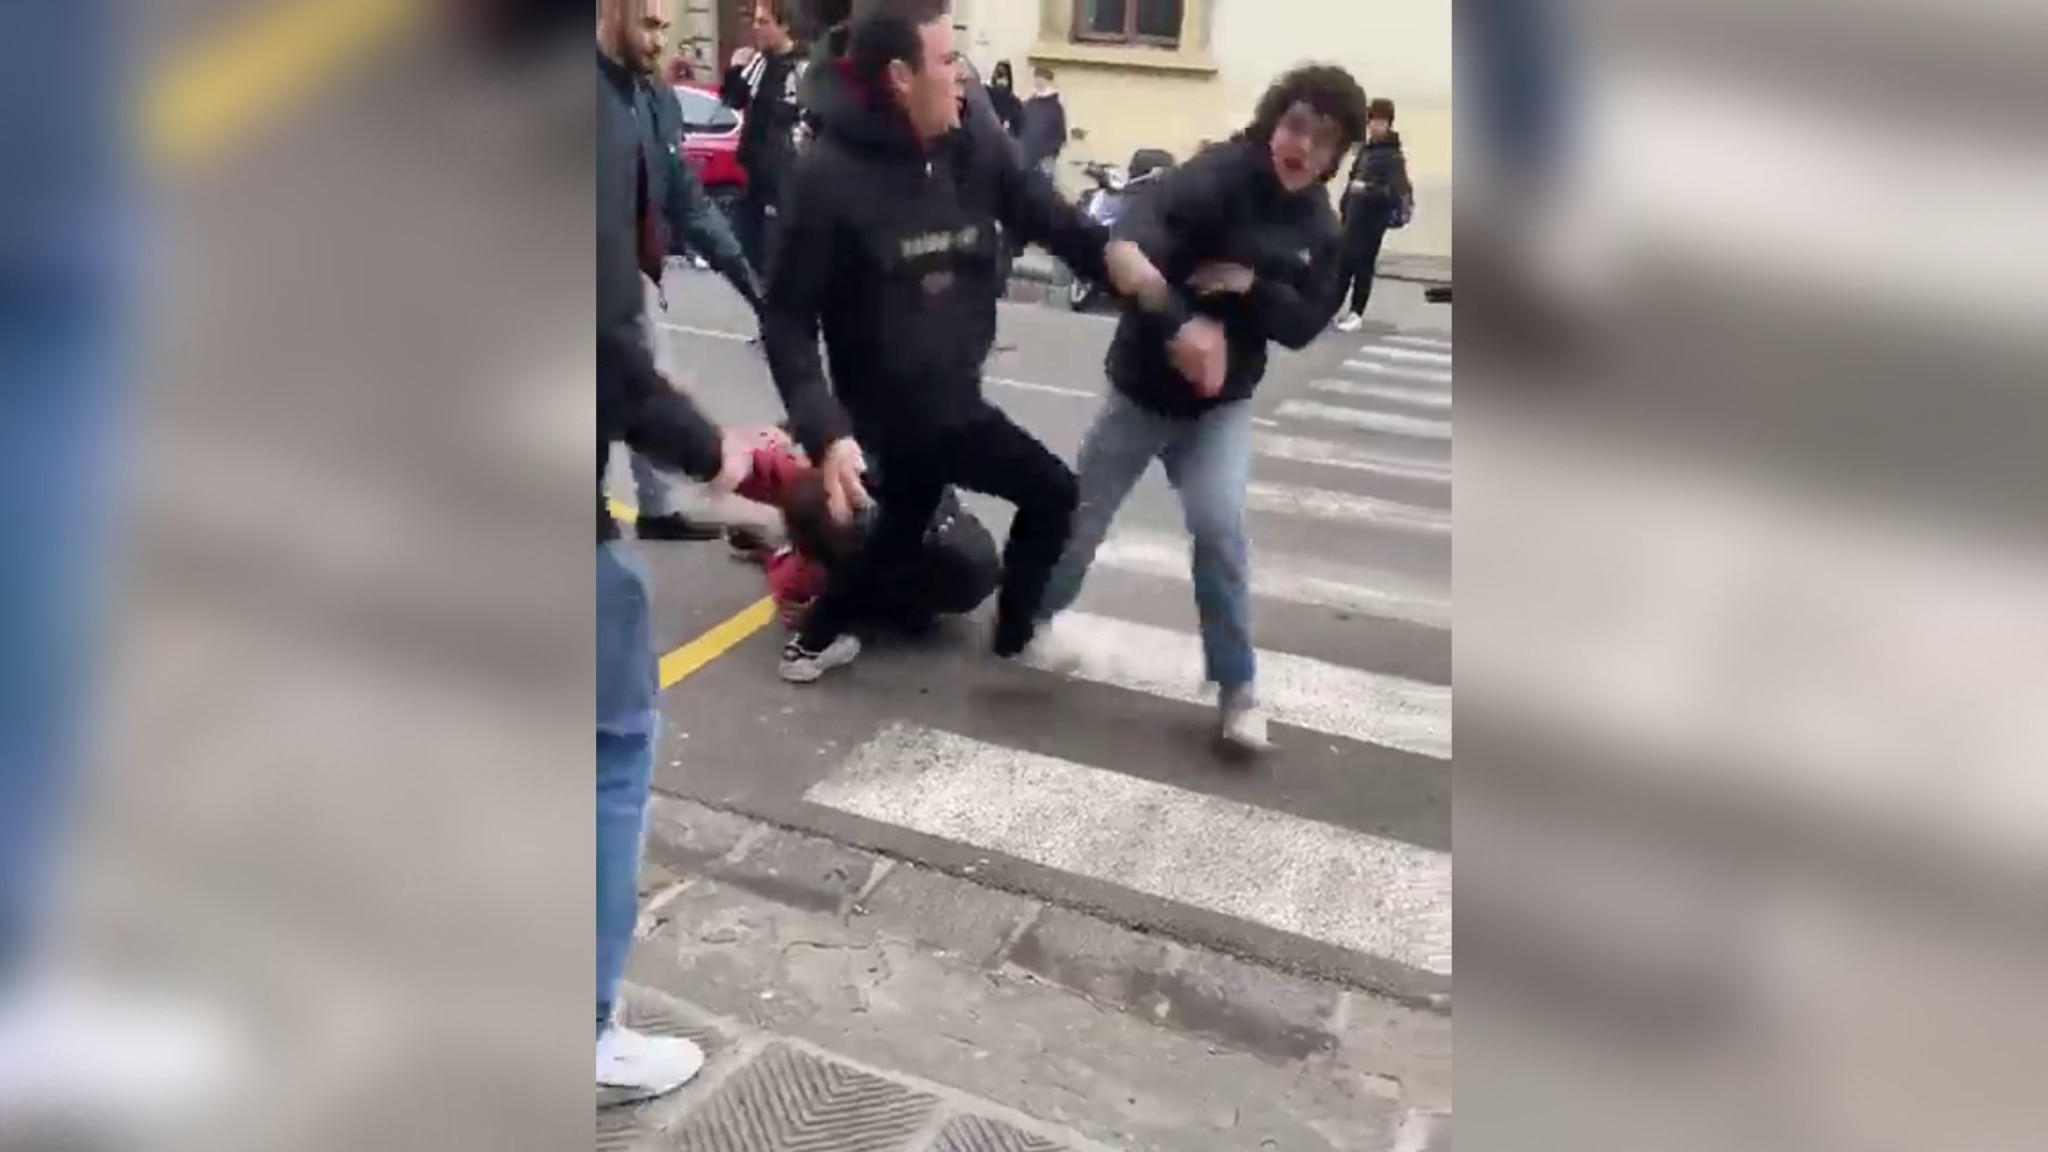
top-left (1344, 131), bottom-right (1411, 222)
top-left (762, 57), bottom-right (1111, 457)
top-left (1110, 138), bottom-right (1343, 419)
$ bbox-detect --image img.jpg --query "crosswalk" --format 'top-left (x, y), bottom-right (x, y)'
top-left (792, 326), bottom-right (1458, 988)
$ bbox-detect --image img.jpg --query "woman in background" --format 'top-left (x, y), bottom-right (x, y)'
top-left (986, 60), bottom-right (1024, 139)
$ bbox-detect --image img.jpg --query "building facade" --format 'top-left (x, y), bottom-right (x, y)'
top-left (954, 0), bottom-right (1451, 261)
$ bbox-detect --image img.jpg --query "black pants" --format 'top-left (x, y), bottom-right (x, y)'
top-left (798, 406), bottom-right (1076, 656)
top-left (733, 171), bottom-right (781, 278)
top-left (1341, 215), bottom-right (1388, 318)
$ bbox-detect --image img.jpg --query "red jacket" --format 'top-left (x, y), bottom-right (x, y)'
top-left (734, 442), bottom-right (829, 627)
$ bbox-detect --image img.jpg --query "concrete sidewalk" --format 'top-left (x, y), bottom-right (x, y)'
top-left (602, 797), bottom-right (1452, 1151)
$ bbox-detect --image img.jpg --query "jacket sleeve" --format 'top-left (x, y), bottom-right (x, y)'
top-left (664, 151), bottom-right (761, 307)
top-left (720, 63), bottom-right (751, 110)
top-left (1247, 228), bottom-right (1343, 349)
top-left (990, 137), bottom-right (1110, 286)
top-left (1116, 146), bottom-right (1242, 344)
top-left (761, 156), bottom-right (855, 459)
top-left (600, 323), bottom-right (724, 482)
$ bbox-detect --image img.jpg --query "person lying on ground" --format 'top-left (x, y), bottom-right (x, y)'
top-left (729, 429), bottom-right (1000, 637)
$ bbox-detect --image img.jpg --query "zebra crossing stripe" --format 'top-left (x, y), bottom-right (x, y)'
top-left (1339, 359), bottom-right (1454, 386)
top-left (1093, 529), bottom-right (1452, 630)
top-left (1275, 400), bottom-right (1453, 441)
top-left (1251, 431), bottom-right (1451, 483)
top-left (1312, 377), bottom-right (1454, 409)
top-left (806, 723), bottom-right (1454, 973)
top-left (1034, 612), bottom-right (1451, 757)
top-left (1386, 334), bottom-right (1453, 351)
top-left (1245, 480), bottom-right (1451, 535)
top-left (1350, 344), bottom-right (1454, 367)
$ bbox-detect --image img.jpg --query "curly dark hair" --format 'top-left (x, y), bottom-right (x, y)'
top-left (1242, 64), bottom-right (1371, 181)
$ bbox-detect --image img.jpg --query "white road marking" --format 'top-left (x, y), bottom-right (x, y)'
top-left (1094, 529), bottom-right (1452, 630)
top-left (1339, 358), bottom-right (1454, 386)
top-left (659, 321), bottom-right (746, 341)
top-left (1036, 612), bottom-right (1451, 758)
top-left (1245, 480), bottom-right (1451, 535)
top-left (807, 723), bottom-right (1453, 973)
top-left (1351, 344), bottom-right (1454, 367)
top-left (986, 376), bottom-right (1097, 399)
top-left (1251, 431), bottom-right (1451, 483)
top-left (1276, 400), bottom-right (1454, 441)
top-left (1386, 334), bottom-right (1453, 351)
top-left (1312, 377), bottom-right (1454, 409)
top-left (1252, 417), bottom-right (1281, 428)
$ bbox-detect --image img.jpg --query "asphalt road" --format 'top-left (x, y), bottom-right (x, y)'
top-left (628, 277), bottom-right (1456, 999)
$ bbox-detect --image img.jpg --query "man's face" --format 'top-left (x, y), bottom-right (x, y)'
top-left (1368, 117), bottom-right (1391, 141)
top-left (752, 3), bottom-right (790, 52)
top-left (890, 18), bottom-right (962, 139)
top-left (600, 0), bottom-right (670, 74)
top-left (1269, 100), bottom-right (1344, 192)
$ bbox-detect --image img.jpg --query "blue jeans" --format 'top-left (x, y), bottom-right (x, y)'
top-left (596, 542), bottom-right (659, 1035)
top-left (1041, 390), bottom-right (1257, 692)
top-left (626, 451), bottom-right (676, 518)
top-left (1, 0), bottom-right (126, 978)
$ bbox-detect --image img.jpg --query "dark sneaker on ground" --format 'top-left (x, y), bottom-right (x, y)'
top-left (725, 524), bottom-right (771, 562)
top-left (635, 513), bottom-right (721, 542)
top-left (779, 635), bottom-right (861, 683)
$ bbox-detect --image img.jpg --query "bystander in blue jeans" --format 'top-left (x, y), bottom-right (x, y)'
top-left (595, 541), bottom-right (659, 1035)
top-left (0, 300), bottom-right (119, 977)
top-left (1039, 390), bottom-right (1257, 692)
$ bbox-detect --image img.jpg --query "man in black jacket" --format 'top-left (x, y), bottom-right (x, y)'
top-left (720, 0), bottom-right (806, 276)
top-left (762, 0), bottom-right (1219, 683)
top-left (596, 0), bottom-right (750, 1100)
top-left (1033, 65), bottom-right (1368, 754)
top-left (619, 46), bottom-right (769, 543)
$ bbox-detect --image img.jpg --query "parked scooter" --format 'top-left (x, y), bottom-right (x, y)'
top-left (1068, 149), bottom-right (1175, 311)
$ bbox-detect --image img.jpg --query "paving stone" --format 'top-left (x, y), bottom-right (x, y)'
top-left (712, 827), bottom-right (882, 914)
top-left (1153, 944), bottom-right (1344, 1062)
top-left (856, 864), bottom-right (1042, 968)
top-left (665, 1042), bottom-right (939, 1152)
top-left (643, 796), bottom-right (762, 873)
top-left (1004, 906), bottom-right (1173, 1013)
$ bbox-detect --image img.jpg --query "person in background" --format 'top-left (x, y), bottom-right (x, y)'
top-left (1017, 65), bottom-right (1068, 179)
top-left (761, 0), bottom-right (1201, 684)
top-left (663, 47), bottom-right (696, 83)
top-left (597, 0), bottom-right (753, 1098)
top-left (720, 0), bottom-right (806, 277)
top-left (619, 35), bottom-right (769, 542)
top-left (985, 60), bottom-right (1024, 138)
top-left (1031, 64), bottom-right (1367, 754)
top-left (1335, 96), bottom-right (1411, 332)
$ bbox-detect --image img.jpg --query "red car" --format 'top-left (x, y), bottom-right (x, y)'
top-left (674, 83), bottom-right (746, 210)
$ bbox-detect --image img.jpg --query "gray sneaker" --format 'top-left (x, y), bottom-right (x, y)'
top-left (779, 635), bottom-right (861, 683)
top-left (1218, 685), bottom-right (1272, 754)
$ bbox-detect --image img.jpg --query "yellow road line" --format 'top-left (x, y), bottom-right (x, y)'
top-left (610, 498), bottom-right (779, 687)
top-left (146, 0), bottom-right (422, 170)
top-left (659, 598), bottom-right (776, 688)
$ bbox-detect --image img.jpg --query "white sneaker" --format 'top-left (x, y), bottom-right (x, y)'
top-left (778, 634), bottom-right (861, 683)
top-left (596, 1026), bottom-right (705, 1098)
top-left (1335, 313), bottom-right (1365, 333)
top-left (1218, 687), bottom-right (1272, 754)
top-left (1018, 613), bottom-right (1086, 676)
top-left (0, 981), bottom-right (245, 1144)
